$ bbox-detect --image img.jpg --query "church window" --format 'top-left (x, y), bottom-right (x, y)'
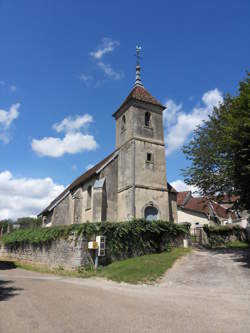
top-left (146, 152), bottom-right (153, 163)
top-left (87, 185), bottom-right (92, 209)
top-left (145, 112), bottom-right (151, 127)
top-left (144, 206), bottom-right (158, 221)
top-left (121, 115), bottom-right (126, 132)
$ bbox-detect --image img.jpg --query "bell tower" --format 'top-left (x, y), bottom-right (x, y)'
top-left (113, 46), bottom-right (170, 221)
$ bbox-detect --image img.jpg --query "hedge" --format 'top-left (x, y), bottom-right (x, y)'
top-left (1, 220), bottom-right (190, 261)
top-left (203, 224), bottom-right (248, 247)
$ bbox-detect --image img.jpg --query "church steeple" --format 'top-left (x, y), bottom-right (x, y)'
top-left (134, 46), bottom-right (143, 87)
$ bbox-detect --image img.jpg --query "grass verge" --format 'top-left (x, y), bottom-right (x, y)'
top-left (225, 241), bottom-right (250, 249)
top-left (99, 247), bottom-right (191, 284)
top-left (0, 247), bottom-right (191, 284)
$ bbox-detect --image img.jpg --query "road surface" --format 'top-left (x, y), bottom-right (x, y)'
top-left (0, 248), bottom-right (250, 333)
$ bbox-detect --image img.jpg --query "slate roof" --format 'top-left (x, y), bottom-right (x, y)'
top-left (114, 85), bottom-right (165, 116)
top-left (39, 151), bottom-right (116, 216)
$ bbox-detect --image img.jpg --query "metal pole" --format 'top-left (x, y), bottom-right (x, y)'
top-left (94, 249), bottom-right (98, 269)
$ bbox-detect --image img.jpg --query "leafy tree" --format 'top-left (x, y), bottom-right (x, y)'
top-left (182, 73), bottom-right (250, 210)
top-left (17, 217), bottom-right (42, 229)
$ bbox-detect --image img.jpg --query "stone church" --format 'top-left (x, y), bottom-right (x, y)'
top-left (39, 59), bottom-right (177, 226)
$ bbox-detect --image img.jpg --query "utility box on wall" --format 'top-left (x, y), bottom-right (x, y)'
top-left (96, 235), bottom-right (106, 256)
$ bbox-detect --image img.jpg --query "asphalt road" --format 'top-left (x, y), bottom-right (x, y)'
top-left (0, 249), bottom-right (250, 333)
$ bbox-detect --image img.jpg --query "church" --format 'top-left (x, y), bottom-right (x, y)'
top-left (39, 54), bottom-right (178, 226)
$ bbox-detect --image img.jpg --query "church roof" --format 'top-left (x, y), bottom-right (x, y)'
top-left (113, 85), bottom-right (165, 117)
top-left (39, 151), bottom-right (116, 216)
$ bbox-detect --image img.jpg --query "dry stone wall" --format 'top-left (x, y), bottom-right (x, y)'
top-left (0, 234), bottom-right (93, 270)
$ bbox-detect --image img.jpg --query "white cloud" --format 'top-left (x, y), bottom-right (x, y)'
top-left (0, 103), bottom-right (20, 143)
top-left (0, 170), bottom-right (65, 220)
top-left (170, 179), bottom-right (199, 195)
top-left (89, 38), bottom-right (119, 60)
top-left (163, 99), bottom-right (182, 126)
top-left (164, 89), bottom-right (223, 155)
top-left (53, 114), bottom-right (93, 133)
top-left (32, 132), bottom-right (98, 158)
top-left (97, 61), bottom-right (123, 80)
top-left (10, 85), bottom-right (17, 92)
top-left (79, 74), bottom-right (93, 87)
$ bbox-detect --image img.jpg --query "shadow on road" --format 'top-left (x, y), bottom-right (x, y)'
top-left (0, 261), bottom-right (17, 270)
top-left (0, 280), bottom-right (22, 301)
top-left (210, 248), bottom-right (250, 270)
top-left (0, 261), bottom-right (22, 301)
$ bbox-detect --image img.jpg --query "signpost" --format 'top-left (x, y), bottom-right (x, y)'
top-left (88, 235), bottom-right (106, 269)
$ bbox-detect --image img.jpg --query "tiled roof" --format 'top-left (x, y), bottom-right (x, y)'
top-left (179, 196), bottom-right (231, 220)
top-left (115, 85), bottom-right (165, 115)
top-left (177, 191), bottom-right (191, 206)
top-left (39, 151), bottom-right (116, 215)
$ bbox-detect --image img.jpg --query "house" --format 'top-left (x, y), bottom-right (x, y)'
top-left (39, 57), bottom-right (177, 226)
top-left (176, 191), bottom-right (235, 231)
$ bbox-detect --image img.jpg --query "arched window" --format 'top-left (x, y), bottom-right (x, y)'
top-left (121, 115), bottom-right (126, 131)
top-left (144, 206), bottom-right (158, 221)
top-left (145, 112), bottom-right (151, 127)
top-left (87, 185), bottom-right (92, 209)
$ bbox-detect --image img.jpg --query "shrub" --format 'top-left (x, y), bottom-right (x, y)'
top-left (203, 224), bottom-right (248, 247)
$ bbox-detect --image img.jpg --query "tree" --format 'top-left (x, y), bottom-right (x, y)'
top-left (182, 73), bottom-right (250, 210)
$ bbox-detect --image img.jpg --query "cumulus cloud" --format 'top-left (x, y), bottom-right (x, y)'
top-left (164, 89), bottom-right (223, 155)
top-left (0, 170), bottom-right (65, 220)
top-left (170, 179), bottom-right (199, 195)
top-left (0, 103), bottom-right (20, 143)
top-left (89, 38), bottom-right (119, 60)
top-left (97, 61), bottom-right (123, 80)
top-left (163, 99), bottom-right (182, 126)
top-left (32, 132), bottom-right (98, 158)
top-left (32, 113), bottom-right (98, 158)
top-left (53, 114), bottom-right (93, 133)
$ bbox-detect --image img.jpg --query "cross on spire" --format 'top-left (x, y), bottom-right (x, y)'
top-left (134, 45), bottom-right (143, 87)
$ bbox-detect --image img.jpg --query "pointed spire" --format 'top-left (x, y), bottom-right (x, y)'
top-left (134, 45), bottom-right (143, 87)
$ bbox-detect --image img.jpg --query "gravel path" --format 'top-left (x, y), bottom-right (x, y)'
top-left (0, 249), bottom-right (250, 333)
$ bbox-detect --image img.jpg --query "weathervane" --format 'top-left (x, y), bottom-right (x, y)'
top-left (135, 45), bottom-right (142, 66)
top-left (134, 45), bottom-right (143, 87)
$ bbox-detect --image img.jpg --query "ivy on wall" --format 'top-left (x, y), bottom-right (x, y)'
top-left (2, 220), bottom-right (190, 261)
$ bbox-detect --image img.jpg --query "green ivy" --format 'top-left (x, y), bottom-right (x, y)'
top-left (2, 220), bottom-right (190, 261)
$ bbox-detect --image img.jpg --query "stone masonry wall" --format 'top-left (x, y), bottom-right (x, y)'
top-left (0, 234), bottom-right (93, 270)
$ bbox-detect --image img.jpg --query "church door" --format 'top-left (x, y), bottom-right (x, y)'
top-left (144, 206), bottom-right (158, 221)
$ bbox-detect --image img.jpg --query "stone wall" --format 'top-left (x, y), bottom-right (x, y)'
top-left (0, 234), bottom-right (93, 270)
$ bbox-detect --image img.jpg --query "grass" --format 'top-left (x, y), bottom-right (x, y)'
top-left (225, 240), bottom-right (250, 249)
top-left (0, 247), bottom-right (191, 284)
top-left (99, 247), bottom-right (191, 284)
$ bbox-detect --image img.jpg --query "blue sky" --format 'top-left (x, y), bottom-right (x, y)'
top-left (0, 0), bottom-right (249, 219)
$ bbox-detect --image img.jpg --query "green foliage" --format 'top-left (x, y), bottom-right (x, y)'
top-left (182, 73), bottom-right (250, 209)
top-left (203, 224), bottom-right (248, 248)
top-left (99, 248), bottom-right (191, 284)
top-left (2, 220), bottom-right (190, 261)
top-left (17, 217), bottom-right (42, 229)
top-left (0, 219), bottom-right (12, 234)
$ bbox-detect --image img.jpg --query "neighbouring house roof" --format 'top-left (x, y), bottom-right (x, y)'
top-left (177, 191), bottom-right (191, 206)
top-left (176, 192), bottom-right (234, 221)
top-left (113, 85), bottom-right (165, 117)
top-left (39, 151), bottom-right (116, 216)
